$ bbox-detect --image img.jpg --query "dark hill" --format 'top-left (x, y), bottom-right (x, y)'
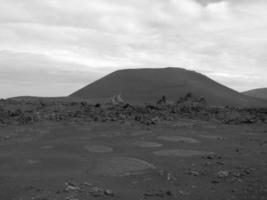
top-left (243, 88), bottom-right (267, 100)
top-left (70, 68), bottom-right (267, 107)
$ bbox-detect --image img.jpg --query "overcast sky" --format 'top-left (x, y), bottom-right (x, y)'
top-left (0, 0), bottom-right (267, 98)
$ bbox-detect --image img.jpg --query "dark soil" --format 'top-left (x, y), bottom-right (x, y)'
top-left (0, 120), bottom-right (266, 200)
top-left (0, 97), bottom-right (266, 200)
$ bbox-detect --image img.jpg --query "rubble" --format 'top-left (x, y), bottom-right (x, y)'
top-left (64, 182), bottom-right (81, 192)
top-left (144, 189), bottom-right (172, 198)
top-left (188, 169), bottom-right (201, 176)
top-left (0, 94), bottom-right (266, 126)
top-left (217, 170), bottom-right (230, 178)
top-left (62, 181), bottom-right (115, 199)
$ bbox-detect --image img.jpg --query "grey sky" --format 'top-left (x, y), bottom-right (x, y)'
top-left (0, 0), bottom-right (267, 98)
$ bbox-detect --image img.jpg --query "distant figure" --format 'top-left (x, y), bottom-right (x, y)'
top-left (116, 94), bottom-right (124, 103)
top-left (185, 92), bottom-right (193, 100)
top-left (157, 95), bottom-right (167, 105)
top-left (111, 94), bottom-right (124, 105)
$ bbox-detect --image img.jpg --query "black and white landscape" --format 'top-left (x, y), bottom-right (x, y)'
top-left (0, 1), bottom-right (267, 200)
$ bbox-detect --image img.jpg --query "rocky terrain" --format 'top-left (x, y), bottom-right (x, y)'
top-left (0, 95), bottom-right (266, 200)
top-left (1, 94), bottom-right (267, 126)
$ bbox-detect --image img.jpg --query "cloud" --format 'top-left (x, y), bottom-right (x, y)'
top-left (0, 0), bottom-right (267, 97)
top-left (0, 50), bottom-right (105, 98)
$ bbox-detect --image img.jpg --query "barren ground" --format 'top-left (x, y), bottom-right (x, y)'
top-left (0, 120), bottom-right (266, 200)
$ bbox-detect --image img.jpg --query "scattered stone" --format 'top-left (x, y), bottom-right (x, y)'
top-left (158, 170), bottom-right (177, 182)
top-left (144, 189), bottom-right (172, 197)
top-left (216, 161), bottom-right (225, 165)
top-left (217, 170), bottom-right (230, 178)
top-left (90, 187), bottom-right (103, 197)
top-left (206, 155), bottom-right (214, 160)
top-left (188, 170), bottom-right (200, 176)
top-left (211, 180), bottom-right (220, 184)
top-left (204, 154), bottom-right (222, 160)
top-left (88, 187), bottom-right (115, 197)
top-left (65, 198), bottom-right (79, 200)
top-left (104, 189), bottom-right (114, 197)
top-left (64, 182), bottom-right (81, 192)
top-left (178, 190), bottom-right (190, 195)
top-left (83, 182), bottom-right (92, 187)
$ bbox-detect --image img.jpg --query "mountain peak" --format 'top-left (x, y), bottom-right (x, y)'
top-left (70, 67), bottom-right (267, 107)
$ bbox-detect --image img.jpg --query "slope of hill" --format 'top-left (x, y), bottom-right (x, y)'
top-left (70, 67), bottom-right (267, 107)
top-left (243, 88), bottom-right (267, 100)
top-left (8, 96), bottom-right (91, 103)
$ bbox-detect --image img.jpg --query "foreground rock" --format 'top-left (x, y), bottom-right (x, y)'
top-left (0, 94), bottom-right (266, 126)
